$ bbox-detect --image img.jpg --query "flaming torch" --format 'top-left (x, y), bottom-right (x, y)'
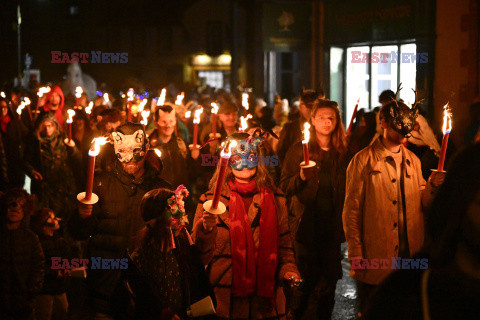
top-left (209, 102), bottom-right (221, 139)
top-left (141, 110), bottom-right (150, 127)
top-left (239, 114), bottom-right (252, 132)
top-left (103, 93), bottom-right (110, 106)
top-left (154, 149), bottom-right (162, 158)
top-left (75, 86), bottom-right (83, 106)
top-left (16, 101), bottom-right (26, 118)
top-left (157, 88), bottom-right (167, 106)
top-left (203, 140), bottom-right (238, 215)
top-left (300, 122), bottom-right (316, 169)
top-left (175, 92), bottom-right (184, 106)
top-left (189, 107), bottom-right (203, 149)
top-left (242, 92), bottom-right (249, 116)
top-left (346, 97), bottom-right (360, 135)
top-left (127, 88), bottom-right (134, 122)
top-left (37, 87), bottom-right (51, 98)
top-left (77, 137), bottom-right (108, 204)
top-left (85, 102), bottom-right (93, 115)
top-left (436, 104), bottom-right (452, 172)
top-left (0, 92), bottom-right (5, 98)
top-left (65, 109), bottom-right (76, 146)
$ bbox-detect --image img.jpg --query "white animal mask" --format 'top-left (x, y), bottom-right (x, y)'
top-left (112, 130), bottom-right (146, 163)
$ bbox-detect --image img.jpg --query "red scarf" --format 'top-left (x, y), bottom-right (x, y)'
top-left (228, 179), bottom-right (278, 298)
top-left (0, 115), bottom-right (11, 133)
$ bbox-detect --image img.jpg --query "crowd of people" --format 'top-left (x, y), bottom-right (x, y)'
top-left (0, 82), bottom-right (479, 320)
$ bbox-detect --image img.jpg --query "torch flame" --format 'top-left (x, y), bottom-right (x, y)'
top-left (75, 86), bottom-right (83, 99)
top-left (302, 122), bottom-right (311, 144)
top-left (103, 93), bottom-right (109, 104)
top-left (211, 102), bottom-right (219, 114)
top-left (0, 92), bottom-right (5, 98)
top-left (185, 110), bottom-right (191, 119)
top-left (24, 97), bottom-right (31, 106)
top-left (220, 140), bottom-right (238, 158)
top-left (239, 114), bottom-right (252, 131)
top-left (141, 110), bottom-right (150, 125)
top-left (442, 103), bottom-right (452, 134)
top-left (157, 88), bottom-right (167, 106)
top-left (175, 92), bottom-right (184, 105)
top-left (37, 87), bottom-right (51, 97)
top-left (127, 88), bottom-right (134, 102)
top-left (66, 109), bottom-right (76, 124)
top-left (16, 102), bottom-right (26, 115)
top-left (88, 137), bottom-right (108, 157)
top-left (154, 149), bottom-right (162, 158)
top-left (138, 99), bottom-right (148, 112)
top-left (242, 93), bottom-right (249, 110)
top-left (193, 107), bottom-right (203, 124)
top-left (86, 102), bottom-right (93, 114)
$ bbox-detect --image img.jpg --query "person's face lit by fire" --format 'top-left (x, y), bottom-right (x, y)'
top-left (312, 107), bottom-right (337, 137)
top-left (1, 101), bottom-right (8, 118)
top-left (49, 92), bottom-right (61, 110)
top-left (219, 112), bottom-right (237, 129)
top-left (43, 120), bottom-right (56, 137)
top-left (155, 110), bottom-right (176, 139)
top-left (6, 197), bottom-right (26, 224)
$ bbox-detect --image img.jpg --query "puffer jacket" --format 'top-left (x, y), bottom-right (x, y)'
top-left (342, 137), bottom-right (433, 285)
top-left (0, 226), bottom-right (45, 318)
top-left (68, 161), bottom-right (170, 313)
top-left (192, 183), bottom-right (298, 320)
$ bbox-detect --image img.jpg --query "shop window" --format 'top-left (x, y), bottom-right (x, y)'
top-left (330, 43), bottom-right (417, 126)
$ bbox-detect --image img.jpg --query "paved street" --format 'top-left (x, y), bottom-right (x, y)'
top-left (332, 243), bottom-right (359, 320)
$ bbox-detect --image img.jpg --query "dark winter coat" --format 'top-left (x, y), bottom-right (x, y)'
top-left (23, 114), bottom-right (78, 220)
top-left (276, 118), bottom-right (304, 165)
top-left (0, 226), bottom-right (45, 318)
top-left (0, 109), bottom-right (28, 189)
top-left (125, 233), bottom-right (214, 319)
top-left (280, 141), bottom-right (347, 280)
top-left (36, 233), bottom-right (71, 295)
top-left (68, 161), bottom-right (170, 314)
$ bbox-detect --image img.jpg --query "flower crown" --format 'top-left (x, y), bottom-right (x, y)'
top-left (166, 185), bottom-right (189, 222)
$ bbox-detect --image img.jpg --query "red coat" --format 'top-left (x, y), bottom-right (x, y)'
top-left (192, 184), bottom-right (298, 319)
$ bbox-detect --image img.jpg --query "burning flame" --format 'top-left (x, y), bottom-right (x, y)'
top-left (75, 86), bottom-right (83, 99)
top-left (442, 103), bottom-right (452, 134)
top-left (37, 87), bottom-right (51, 97)
top-left (127, 88), bottom-right (134, 102)
top-left (85, 101), bottom-right (93, 114)
top-left (16, 102), bottom-right (26, 115)
top-left (0, 92), bottom-right (6, 98)
top-left (239, 114), bottom-right (252, 131)
top-left (154, 149), bottom-right (162, 158)
top-left (175, 92), bottom-right (184, 105)
top-left (220, 140), bottom-right (238, 158)
top-left (121, 94), bottom-right (126, 99)
top-left (185, 110), bottom-right (191, 118)
top-left (211, 102), bottom-right (219, 114)
top-left (103, 93), bottom-right (109, 104)
top-left (138, 99), bottom-right (148, 112)
top-left (66, 109), bottom-right (76, 124)
top-left (141, 110), bottom-right (150, 125)
top-left (88, 137), bottom-right (108, 157)
top-left (157, 88), bottom-right (167, 106)
top-left (24, 97), bottom-right (31, 106)
top-left (242, 93), bottom-right (249, 110)
top-left (302, 122), bottom-right (311, 144)
top-left (193, 107), bottom-right (203, 124)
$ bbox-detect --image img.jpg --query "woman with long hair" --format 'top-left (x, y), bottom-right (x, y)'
top-left (280, 99), bottom-right (348, 320)
top-left (193, 132), bottom-right (300, 319)
top-left (125, 186), bottom-right (214, 320)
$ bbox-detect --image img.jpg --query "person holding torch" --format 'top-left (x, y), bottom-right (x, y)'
top-left (193, 132), bottom-right (300, 320)
top-left (68, 123), bottom-right (170, 319)
top-left (280, 99), bottom-right (348, 320)
top-left (342, 96), bottom-right (446, 315)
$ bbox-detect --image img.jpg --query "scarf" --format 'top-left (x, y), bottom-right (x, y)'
top-left (228, 179), bottom-right (278, 298)
top-left (0, 115), bottom-right (11, 133)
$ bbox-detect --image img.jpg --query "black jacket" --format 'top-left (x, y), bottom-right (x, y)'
top-left (68, 161), bottom-right (170, 313)
top-left (0, 226), bottom-right (45, 318)
top-left (280, 141), bottom-right (347, 279)
top-left (276, 118), bottom-right (304, 165)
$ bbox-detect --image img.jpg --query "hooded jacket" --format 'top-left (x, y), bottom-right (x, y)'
top-left (40, 85), bottom-right (65, 130)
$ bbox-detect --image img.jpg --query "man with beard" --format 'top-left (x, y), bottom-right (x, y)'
top-left (343, 100), bottom-right (445, 314)
top-left (69, 123), bottom-right (170, 319)
top-left (0, 189), bottom-right (45, 320)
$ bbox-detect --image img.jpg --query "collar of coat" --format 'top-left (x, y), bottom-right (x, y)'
top-left (369, 136), bottom-right (414, 177)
